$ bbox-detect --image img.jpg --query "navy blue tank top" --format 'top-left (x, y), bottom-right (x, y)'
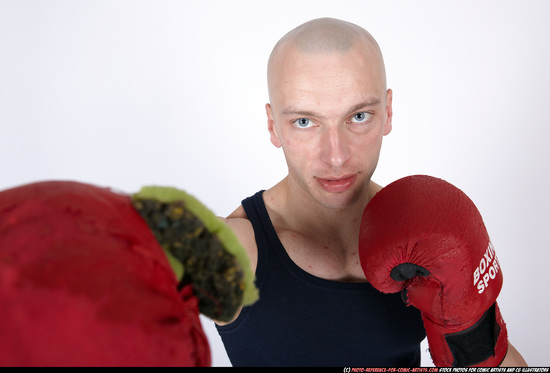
top-left (216, 191), bottom-right (426, 367)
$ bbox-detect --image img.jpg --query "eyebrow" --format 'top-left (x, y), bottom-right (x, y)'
top-left (280, 98), bottom-right (381, 119)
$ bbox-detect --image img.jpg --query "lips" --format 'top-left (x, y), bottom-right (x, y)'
top-left (316, 174), bottom-right (357, 193)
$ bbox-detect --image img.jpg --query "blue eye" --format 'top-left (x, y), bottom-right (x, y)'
top-left (351, 112), bottom-right (371, 123)
top-left (294, 118), bottom-right (313, 128)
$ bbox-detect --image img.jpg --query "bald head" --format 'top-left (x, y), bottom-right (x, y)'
top-left (272, 17), bottom-right (377, 54)
top-left (267, 18), bottom-right (386, 102)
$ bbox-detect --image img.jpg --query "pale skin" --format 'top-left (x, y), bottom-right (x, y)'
top-left (217, 18), bottom-right (527, 367)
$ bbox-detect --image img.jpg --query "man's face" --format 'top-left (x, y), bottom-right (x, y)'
top-left (266, 44), bottom-right (392, 210)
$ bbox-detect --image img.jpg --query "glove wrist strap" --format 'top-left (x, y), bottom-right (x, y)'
top-left (424, 302), bottom-right (508, 367)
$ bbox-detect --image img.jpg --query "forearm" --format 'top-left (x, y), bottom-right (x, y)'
top-left (500, 342), bottom-right (527, 367)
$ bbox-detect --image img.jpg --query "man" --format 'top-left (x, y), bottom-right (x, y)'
top-left (215, 18), bottom-right (526, 367)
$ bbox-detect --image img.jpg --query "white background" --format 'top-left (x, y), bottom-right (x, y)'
top-left (1, 0), bottom-right (549, 367)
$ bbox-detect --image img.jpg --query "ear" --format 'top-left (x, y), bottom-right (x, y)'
top-left (383, 89), bottom-right (393, 136)
top-left (266, 103), bottom-right (282, 148)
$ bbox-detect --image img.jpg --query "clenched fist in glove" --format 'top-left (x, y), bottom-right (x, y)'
top-left (358, 175), bottom-right (508, 367)
top-left (0, 181), bottom-right (258, 367)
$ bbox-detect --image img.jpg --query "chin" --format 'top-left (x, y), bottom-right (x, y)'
top-left (315, 188), bottom-right (365, 211)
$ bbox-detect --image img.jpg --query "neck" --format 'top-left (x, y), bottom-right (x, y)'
top-left (265, 175), bottom-right (379, 283)
top-left (268, 175), bottom-right (375, 243)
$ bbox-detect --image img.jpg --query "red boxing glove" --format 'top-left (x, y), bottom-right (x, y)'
top-left (358, 175), bottom-right (508, 367)
top-left (0, 181), bottom-right (210, 367)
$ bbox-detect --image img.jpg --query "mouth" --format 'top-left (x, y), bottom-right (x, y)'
top-left (316, 174), bottom-right (357, 193)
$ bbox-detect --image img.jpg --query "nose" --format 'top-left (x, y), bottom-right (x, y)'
top-left (319, 127), bottom-right (350, 169)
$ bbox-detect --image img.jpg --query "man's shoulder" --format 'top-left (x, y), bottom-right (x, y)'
top-left (222, 205), bottom-right (253, 243)
top-left (226, 204), bottom-right (248, 220)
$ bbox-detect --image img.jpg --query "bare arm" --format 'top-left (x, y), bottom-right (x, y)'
top-left (214, 212), bottom-right (258, 326)
top-left (500, 342), bottom-right (527, 367)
